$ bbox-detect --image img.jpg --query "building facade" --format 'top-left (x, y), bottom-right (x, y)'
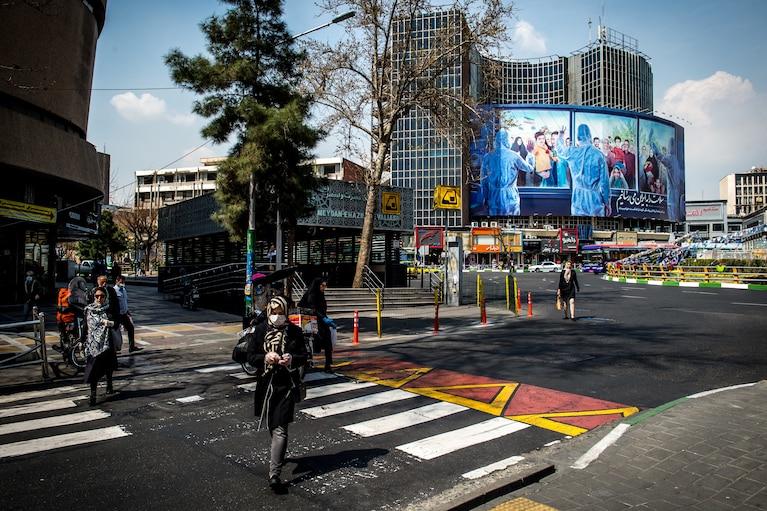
top-left (684, 200), bottom-right (728, 236)
top-left (719, 168), bottom-right (767, 217)
top-left (0, 0), bottom-right (108, 303)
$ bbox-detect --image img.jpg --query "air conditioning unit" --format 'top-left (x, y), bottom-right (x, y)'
top-left (470, 221), bottom-right (479, 227)
top-left (490, 221), bottom-right (499, 228)
top-left (481, 221), bottom-right (489, 228)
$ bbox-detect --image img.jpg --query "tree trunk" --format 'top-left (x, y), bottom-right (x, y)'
top-left (352, 182), bottom-right (379, 288)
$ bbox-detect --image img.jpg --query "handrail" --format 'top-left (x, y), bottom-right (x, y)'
top-left (0, 308), bottom-right (50, 380)
top-left (362, 265), bottom-right (385, 298)
top-left (293, 272), bottom-right (307, 297)
top-left (427, 270), bottom-right (444, 302)
top-left (606, 264), bottom-right (767, 284)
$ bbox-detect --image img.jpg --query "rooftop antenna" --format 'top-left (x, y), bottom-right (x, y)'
top-left (587, 17), bottom-right (593, 42)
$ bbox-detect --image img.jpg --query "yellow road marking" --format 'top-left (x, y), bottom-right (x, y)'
top-left (407, 383), bottom-right (519, 416)
top-left (490, 497), bottom-right (559, 510)
top-left (510, 407), bottom-right (639, 437)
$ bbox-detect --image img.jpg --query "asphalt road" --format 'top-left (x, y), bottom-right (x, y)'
top-left (1, 274), bottom-right (765, 510)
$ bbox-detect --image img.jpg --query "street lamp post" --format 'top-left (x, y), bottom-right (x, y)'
top-left (245, 11), bottom-right (355, 316)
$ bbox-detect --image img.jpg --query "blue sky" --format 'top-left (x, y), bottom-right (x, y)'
top-left (88, 0), bottom-right (767, 205)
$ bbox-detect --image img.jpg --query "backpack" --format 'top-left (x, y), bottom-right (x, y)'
top-left (56, 288), bottom-right (75, 324)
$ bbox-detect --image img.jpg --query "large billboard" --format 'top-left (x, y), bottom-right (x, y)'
top-left (469, 106), bottom-right (685, 222)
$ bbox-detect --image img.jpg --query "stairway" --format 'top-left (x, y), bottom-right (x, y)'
top-left (293, 287), bottom-right (438, 314)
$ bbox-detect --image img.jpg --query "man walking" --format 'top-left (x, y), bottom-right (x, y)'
top-left (22, 270), bottom-right (43, 321)
top-left (114, 275), bottom-right (141, 353)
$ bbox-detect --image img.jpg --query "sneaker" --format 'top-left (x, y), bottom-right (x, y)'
top-left (269, 476), bottom-right (281, 491)
top-left (129, 346), bottom-right (143, 353)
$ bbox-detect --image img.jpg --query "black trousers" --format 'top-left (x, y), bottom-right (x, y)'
top-left (117, 313), bottom-right (135, 349)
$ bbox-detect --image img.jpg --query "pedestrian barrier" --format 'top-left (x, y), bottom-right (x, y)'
top-left (606, 264), bottom-right (767, 287)
top-left (352, 310), bottom-right (359, 345)
top-left (0, 308), bottom-right (50, 380)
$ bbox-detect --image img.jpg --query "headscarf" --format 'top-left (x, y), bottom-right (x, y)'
top-left (299, 277), bottom-right (328, 316)
top-left (263, 296), bottom-right (290, 366)
top-left (85, 290), bottom-right (111, 357)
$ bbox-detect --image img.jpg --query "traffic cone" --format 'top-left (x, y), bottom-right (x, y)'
top-left (527, 292), bottom-right (533, 318)
top-left (352, 309), bottom-right (359, 345)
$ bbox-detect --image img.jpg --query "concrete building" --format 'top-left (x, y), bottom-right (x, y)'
top-left (684, 200), bottom-right (728, 236)
top-left (0, 0), bottom-right (108, 303)
top-left (719, 167), bottom-right (767, 217)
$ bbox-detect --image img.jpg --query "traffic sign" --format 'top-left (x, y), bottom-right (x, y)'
top-left (0, 199), bottom-right (57, 224)
top-left (433, 185), bottom-right (461, 210)
top-left (381, 191), bottom-right (401, 215)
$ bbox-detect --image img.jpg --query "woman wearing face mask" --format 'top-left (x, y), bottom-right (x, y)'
top-left (83, 287), bottom-right (118, 405)
top-left (557, 260), bottom-right (580, 321)
top-left (246, 296), bottom-right (308, 492)
top-left (298, 277), bottom-right (334, 373)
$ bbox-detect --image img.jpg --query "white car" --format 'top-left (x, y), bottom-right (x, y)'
top-left (529, 261), bottom-right (561, 272)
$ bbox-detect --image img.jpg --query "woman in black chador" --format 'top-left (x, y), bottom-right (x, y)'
top-left (298, 277), bottom-right (334, 372)
top-left (557, 260), bottom-right (580, 321)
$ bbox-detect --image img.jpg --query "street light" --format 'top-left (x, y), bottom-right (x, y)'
top-left (245, 11), bottom-right (356, 314)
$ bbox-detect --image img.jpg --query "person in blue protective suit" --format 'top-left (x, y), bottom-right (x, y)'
top-left (556, 124), bottom-right (611, 217)
top-left (551, 131), bottom-right (571, 188)
top-left (481, 128), bottom-right (534, 215)
top-left (650, 135), bottom-right (684, 222)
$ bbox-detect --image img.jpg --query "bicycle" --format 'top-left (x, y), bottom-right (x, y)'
top-left (51, 317), bottom-right (87, 377)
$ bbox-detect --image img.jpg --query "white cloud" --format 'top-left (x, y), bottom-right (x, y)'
top-left (110, 92), bottom-right (198, 126)
top-left (657, 71), bottom-right (766, 199)
top-left (512, 20), bottom-right (547, 56)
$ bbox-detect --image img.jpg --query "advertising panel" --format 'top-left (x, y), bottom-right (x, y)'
top-left (559, 228), bottom-right (579, 253)
top-left (685, 202), bottom-right (725, 222)
top-left (469, 106), bottom-right (685, 222)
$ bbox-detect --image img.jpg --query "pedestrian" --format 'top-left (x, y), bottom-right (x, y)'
top-left (114, 275), bottom-right (142, 353)
top-left (298, 277), bottom-right (335, 373)
top-left (83, 287), bottom-right (118, 405)
top-left (246, 296), bottom-right (308, 492)
top-left (557, 260), bottom-right (580, 321)
top-left (22, 270), bottom-right (43, 321)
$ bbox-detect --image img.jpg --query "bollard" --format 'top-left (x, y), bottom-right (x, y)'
top-left (352, 309), bottom-right (359, 345)
top-left (516, 286), bottom-right (522, 313)
top-left (527, 292), bottom-right (533, 318)
top-left (476, 274), bottom-right (481, 307)
top-left (433, 287), bottom-right (440, 334)
top-left (505, 275), bottom-right (511, 311)
top-left (376, 289), bottom-right (382, 339)
top-left (480, 297), bottom-right (487, 324)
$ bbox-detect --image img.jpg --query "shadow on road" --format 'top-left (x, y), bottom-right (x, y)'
top-left (286, 448), bottom-right (389, 486)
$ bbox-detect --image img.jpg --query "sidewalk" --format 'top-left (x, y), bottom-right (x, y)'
top-left (478, 381), bottom-right (767, 511)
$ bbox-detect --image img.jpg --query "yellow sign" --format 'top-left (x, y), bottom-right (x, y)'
top-left (433, 185), bottom-right (461, 210)
top-left (0, 199), bottom-right (57, 224)
top-left (381, 192), bottom-right (401, 215)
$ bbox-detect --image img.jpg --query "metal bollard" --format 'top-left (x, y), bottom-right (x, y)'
top-left (375, 289), bottom-right (382, 339)
top-left (352, 310), bottom-right (359, 345)
top-left (433, 287), bottom-right (440, 334)
top-left (480, 297), bottom-right (487, 324)
top-left (516, 287), bottom-right (522, 313)
top-left (527, 292), bottom-right (533, 318)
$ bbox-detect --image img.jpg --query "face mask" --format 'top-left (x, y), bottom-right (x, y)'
top-left (25, 277), bottom-right (32, 284)
top-left (269, 314), bottom-right (286, 327)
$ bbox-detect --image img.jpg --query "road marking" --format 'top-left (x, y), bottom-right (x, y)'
top-left (626, 278), bottom-right (637, 284)
top-left (176, 395), bottom-right (204, 403)
top-left (304, 372), bottom-right (339, 382)
top-left (620, 287), bottom-right (643, 291)
top-left (229, 372), bottom-right (254, 380)
top-left (679, 282), bottom-right (700, 287)
top-left (0, 410), bottom-right (110, 436)
top-left (306, 381), bottom-right (377, 400)
top-left (571, 423), bottom-right (630, 469)
top-left (195, 364), bottom-right (241, 373)
top-left (135, 340), bottom-right (151, 346)
top-left (343, 402), bottom-right (468, 437)
top-left (647, 280), bottom-right (663, 286)
top-left (731, 302), bottom-right (767, 307)
top-left (302, 389), bottom-right (417, 418)
top-left (619, 295), bottom-right (646, 299)
top-left (687, 382), bottom-right (758, 399)
top-left (462, 455), bottom-right (525, 480)
top-left (0, 386), bottom-right (82, 405)
top-left (0, 425), bottom-right (130, 459)
top-left (139, 325), bottom-right (184, 337)
top-left (0, 397), bottom-right (86, 419)
top-left (396, 417), bottom-right (530, 460)
top-left (682, 290), bottom-right (717, 295)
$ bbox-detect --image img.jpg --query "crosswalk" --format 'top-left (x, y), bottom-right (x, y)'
top-left (0, 386), bottom-right (130, 460)
top-left (208, 363), bottom-right (556, 480)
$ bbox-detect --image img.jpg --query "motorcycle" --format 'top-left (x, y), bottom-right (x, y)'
top-left (182, 284), bottom-right (199, 310)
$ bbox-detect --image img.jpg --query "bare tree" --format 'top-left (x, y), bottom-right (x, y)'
top-left (114, 208), bottom-right (159, 273)
top-left (303, 0), bottom-right (513, 287)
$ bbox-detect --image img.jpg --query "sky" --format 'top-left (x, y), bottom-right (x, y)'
top-left (88, 0), bottom-right (767, 206)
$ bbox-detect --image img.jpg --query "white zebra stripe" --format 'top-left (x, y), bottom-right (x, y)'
top-left (0, 397), bottom-right (86, 419)
top-left (195, 364), bottom-right (241, 373)
top-left (0, 426), bottom-right (130, 459)
top-left (306, 382), bottom-right (377, 400)
top-left (0, 386), bottom-right (82, 405)
top-left (462, 455), bottom-right (525, 479)
top-left (343, 402), bottom-right (468, 437)
top-left (302, 389), bottom-right (417, 418)
top-left (396, 417), bottom-right (530, 460)
top-left (0, 410), bottom-right (110, 437)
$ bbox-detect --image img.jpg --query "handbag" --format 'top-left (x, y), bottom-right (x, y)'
top-left (110, 327), bottom-right (123, 352)
top-left (555, 290), bottom-right (562, 311)
top-left (232, 331), bottom-right (255, 363)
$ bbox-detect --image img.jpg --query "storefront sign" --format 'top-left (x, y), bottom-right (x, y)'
top-left (0, 199), bottom-right (56, 224)
top-left (415, 227), bottom-right (445, 249)
top-left (559, 228), bottom-right (579, 253)
top-left (541, 238), bottom-right (560, 255)
top-left (381, 192), bottom-right (401, 215)
top-left (615, 231), bottom-right (639, 245)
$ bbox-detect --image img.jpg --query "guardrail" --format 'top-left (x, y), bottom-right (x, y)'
top-left (0, 308), bottom-right (50, 380)
top-left (162, 263), bottom-right (247, 297)
top-left (362, 265), bottom-right (385, 304)
top-left (606, 264), bottom-right (767, 285)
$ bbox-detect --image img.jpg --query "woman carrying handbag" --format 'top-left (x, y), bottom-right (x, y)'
top-left (557, 260), bottom-right (580, 321)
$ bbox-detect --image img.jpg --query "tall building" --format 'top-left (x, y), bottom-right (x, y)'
top-left (390, 11), bottom-right (657, 230)
top-left (0, 0), bottom-right (108, 303)
top-left (719, 167), bottom-right (767, 216)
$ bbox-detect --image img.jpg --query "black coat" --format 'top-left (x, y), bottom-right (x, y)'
top-left (558, 270), bottom-right (580, 301)
top-left (246, 322), bottom-right (308, 429)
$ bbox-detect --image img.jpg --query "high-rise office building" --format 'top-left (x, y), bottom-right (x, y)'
top-left (720, 168), bottom-right (767, 216)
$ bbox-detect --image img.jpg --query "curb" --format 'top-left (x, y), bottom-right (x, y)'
top-left (602, 275), bottom-right (767, 291)
top-left (409, 463), bottom-right (556, 511)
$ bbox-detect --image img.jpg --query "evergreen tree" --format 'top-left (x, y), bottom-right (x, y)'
top-left (165, 0), bottom-right (321, 241)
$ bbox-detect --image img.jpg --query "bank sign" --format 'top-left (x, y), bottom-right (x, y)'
top-left (301, 180), bottom-right (413, 232)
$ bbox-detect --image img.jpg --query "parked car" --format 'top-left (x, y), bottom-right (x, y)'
top-left (529, 261), bottom-right (561, 273)
top-left (77, 260), bottom-right (94, 276)
top-left (582, 261), bottom-right (605, 274)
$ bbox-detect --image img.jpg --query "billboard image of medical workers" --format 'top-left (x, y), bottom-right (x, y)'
top-left (573, 112), bottom-right (637, 191)
top-left (637, 119), bottom-right (686, 222)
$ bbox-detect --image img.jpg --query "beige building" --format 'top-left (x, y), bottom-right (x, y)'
top-left (719, 167), bottom-right (767, 216)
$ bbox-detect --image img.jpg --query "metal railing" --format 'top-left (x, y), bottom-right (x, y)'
top-left (162, 263), bottom-right (247, 297)
top-left (362, 265), bottom-right (385, 298)
top-left (607, 264), bottom-right (767, 285)
top-left (292, 271), bottom-right (307, 298)
top-left (427, 270), bottom-right (444, 302)
top-left (0, 308), bottom-right (50, 380)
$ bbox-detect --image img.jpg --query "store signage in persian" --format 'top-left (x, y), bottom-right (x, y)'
top-left (0, 199), bottom-right (57, 224)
